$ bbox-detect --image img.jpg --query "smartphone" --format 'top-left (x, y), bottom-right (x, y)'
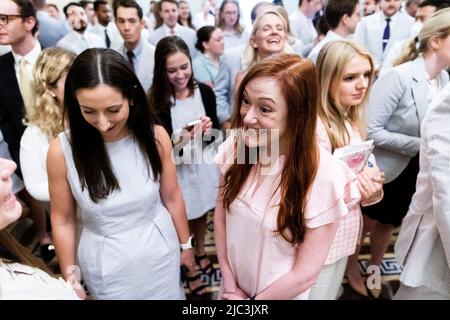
top-left (184, 119), bottom-right (202, 131)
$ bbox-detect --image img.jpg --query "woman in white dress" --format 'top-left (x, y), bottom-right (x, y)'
top-left (148, 36), bottom-right (220, 297)
top-left (48, 48), bottom-right (196, 299)
top-left (21, 48), bottom-right (76, 205)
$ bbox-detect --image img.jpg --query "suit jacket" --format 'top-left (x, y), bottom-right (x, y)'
top-left (148, 24), bottom-right (198, 58)
top-left (56, 30), bottom-right (106, 55)
top-left (0, 52), bottom-right (26, 177)
top-left (114, 39), bottom-right (155, 92)
top-left (395, 84), bottom-right (450, 297)
top-left (366, 56), bottom-right (449, 183)
top-left (212, 45), bottom-right (244, 124)
top-left (354, 11), bottom-right (414, 66)
top-left (36, 10), bottom-right (69, 48)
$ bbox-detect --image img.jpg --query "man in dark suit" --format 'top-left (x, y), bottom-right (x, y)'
top-left (0, 0), bottom-right (55, 263)
top-left (0, 0), bottom-right (40, 173)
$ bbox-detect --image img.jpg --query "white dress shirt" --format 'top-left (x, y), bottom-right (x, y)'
top-left (289, 9), bottom-right (317, 56)
top-left (308, 30), bottom-right (343, 64)
top-left (56, 30), bottom-right (106, 55)
top-left (11, 41), bottom-right (41, 85)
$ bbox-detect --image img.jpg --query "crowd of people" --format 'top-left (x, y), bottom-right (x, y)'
top-left (1, 0), bottom-right (450, 300)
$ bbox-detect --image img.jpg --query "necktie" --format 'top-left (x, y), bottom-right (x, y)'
top-left (105, 28), bottom-right (111, 48)
top-left (382, 18), bottom-right (391, 52)
top-left (18, 58), bottom-right (33, 113)
top-left (126, 50), bottom-right (135, 72)
top-left (170, 28), bottom-right (176, 36)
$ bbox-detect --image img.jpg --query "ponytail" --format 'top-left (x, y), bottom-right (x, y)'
top-left (393, 36), bottom-right (419, 67)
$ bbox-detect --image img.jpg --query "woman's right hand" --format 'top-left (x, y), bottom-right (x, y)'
top-left (73, 283), bottom-right (87, 300)
top-left (221, 273), bottom-right (248, 299)
top-left (67, 273), bottom-right (87, 300)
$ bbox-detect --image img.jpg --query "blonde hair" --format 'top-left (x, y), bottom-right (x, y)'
top-left (27, 48), bottom-right (76, 140)
top-left (316, 40), bottom-right (375, 151)
top-left (394, 8), bottom-right (450, 66)
top-left (241, 10), bottom-right (293, 69)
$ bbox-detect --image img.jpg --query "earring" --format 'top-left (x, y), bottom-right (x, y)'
top-left (50, 92), bottom-right (56, 98)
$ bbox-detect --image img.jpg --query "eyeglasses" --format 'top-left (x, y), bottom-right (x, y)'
top-left (0, 14), bottom-right (23, 26)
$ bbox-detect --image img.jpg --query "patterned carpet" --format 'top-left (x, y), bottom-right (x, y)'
top-left (184, 211), bottom-right (402, 300)
top-left (13, 211), bottom-right (401, 300)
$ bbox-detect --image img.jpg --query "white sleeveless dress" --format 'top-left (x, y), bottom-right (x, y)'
top-left (59, 132), bottom-right (184, 299)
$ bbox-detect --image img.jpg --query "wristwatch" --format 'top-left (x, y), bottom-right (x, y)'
top-left (180, 235), bottom-right (193, 250)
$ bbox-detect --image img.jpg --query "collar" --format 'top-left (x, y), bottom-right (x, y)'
top-left (68, 29), bottom-right (87, 41)
top-left (411, 55), bottom-right (428, 82)
top-left (382, 11), bottom-right (398, 24)
top-left (124, 37), bottom-right (144, 58)
top-left (326, 30), bottom-right (344, 41)
top-left (163, 23), bottom-right (180, 35)
top-left (12, 41), bottom-right (41, 66)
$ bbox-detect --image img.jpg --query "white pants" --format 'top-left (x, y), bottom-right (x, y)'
top-left (309, 257), bottom-right (348, 300)
top-left (393, 283), bottom-right (450, 300)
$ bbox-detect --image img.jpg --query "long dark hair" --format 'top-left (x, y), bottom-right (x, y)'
top-left (222, 54), bottom-right (319, 244)
top-left (64, 48), bottom-right (162, 203)
top-left (148, 36), bottom-right (196, 115)
top-left (0, 230), bottom-right (49, 273)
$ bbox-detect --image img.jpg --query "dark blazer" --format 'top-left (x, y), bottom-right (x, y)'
top-left (157, 82), bottom-right (220, 136)
top-left (0, 52), bottom-right (26, 177)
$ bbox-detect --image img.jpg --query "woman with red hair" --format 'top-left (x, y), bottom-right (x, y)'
top-left (214, 54), bottom-right (361, 300)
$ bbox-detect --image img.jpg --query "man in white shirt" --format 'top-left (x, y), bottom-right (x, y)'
top-left (56, 2), bottom-right (105, 55)
top-left (381, 0), bottom-right (448, 75)
top-left (148, 0), bottom-right (197, 57)
top-left (90, 0), bottom-right (121, 48)
top-left (289, 0), bottom-right (323, 56)
top-left (80, 0), bottom-right (96, 27)
top-left (354, 0), bottom-right (414, 68)
top-left (113, 0), bottom-right (155, 92)
top-left (308, 0), bottom-right (361, 64)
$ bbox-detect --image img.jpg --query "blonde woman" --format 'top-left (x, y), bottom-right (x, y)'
top-left (313, 40), bottom-right (384, 299)
top-left (363, 8), bottom-right (450, 299)
top-left (20, 48), bottom-right (76, 204)
top-left (15, 48), bottom-right (75, 263)
top-left (234, 10), bottom-right (293, 95)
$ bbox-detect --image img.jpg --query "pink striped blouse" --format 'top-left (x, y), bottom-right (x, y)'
top-left (215, 131), bottom-right (360, 299)
top-left (315, 118), bottom-right (383, 265)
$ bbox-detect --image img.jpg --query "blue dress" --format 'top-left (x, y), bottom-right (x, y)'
top-left (59, 132), bottom-right (184, 299)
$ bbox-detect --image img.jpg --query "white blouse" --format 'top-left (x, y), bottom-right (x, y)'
top-left (19, 125), bottom-right (51, 202)
top-left (0, 261), bottom-right (79, 300)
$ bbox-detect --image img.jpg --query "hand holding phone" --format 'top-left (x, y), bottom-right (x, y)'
top-left (184, 119), bottom-right (202, 131)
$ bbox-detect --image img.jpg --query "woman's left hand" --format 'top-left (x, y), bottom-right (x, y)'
top-left (357, 166), bottom-right (384, 202)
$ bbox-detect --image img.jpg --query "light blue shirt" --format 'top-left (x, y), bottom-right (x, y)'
top-left (192, 54), bottom-right (224, 86)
